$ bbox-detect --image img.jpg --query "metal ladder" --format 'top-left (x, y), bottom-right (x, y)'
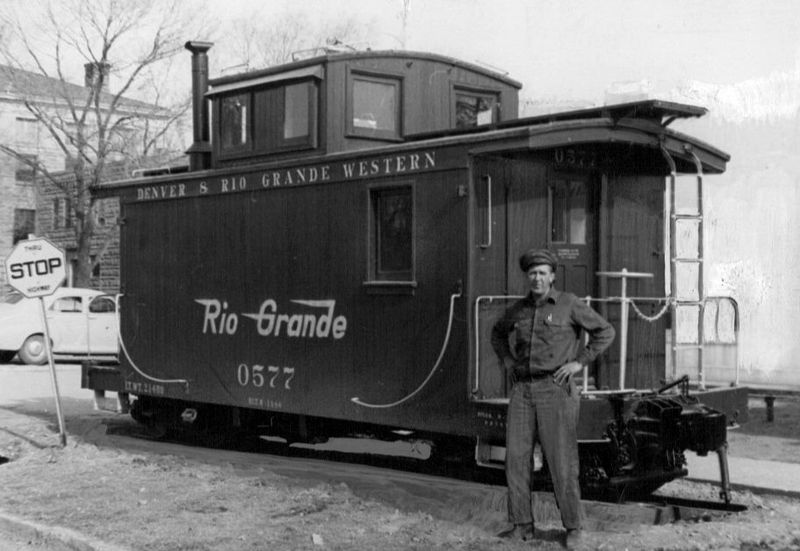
top-left (662, 144), bottom-right (707, 389)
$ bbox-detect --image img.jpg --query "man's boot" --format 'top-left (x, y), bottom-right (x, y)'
top-left (497, 523), bottom-right (535, 541)
top-left (565, 528), bottom-right (585, 549)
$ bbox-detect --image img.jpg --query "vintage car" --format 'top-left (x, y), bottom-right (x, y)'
top-left (0, 287), bottom-right (118, 365)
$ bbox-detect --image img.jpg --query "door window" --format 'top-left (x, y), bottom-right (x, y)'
top-left (551, 179), bottom-right (587, 245)
top-left (51, 296), bottom-right (82, 313)
top-left (89, 296), bottom-right (116, 314)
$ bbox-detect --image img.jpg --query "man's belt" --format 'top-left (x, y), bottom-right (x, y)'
top-left (514, 369), bottom-right (553, 382)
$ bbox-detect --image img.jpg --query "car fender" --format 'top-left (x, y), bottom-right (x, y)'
top-left (0, 305), bottom-right (41, 352)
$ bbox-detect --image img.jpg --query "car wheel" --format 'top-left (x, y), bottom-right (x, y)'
top-left (0, 350), bottom-right (16, 363)
top-left (18, 335), bottom-right (48, 365)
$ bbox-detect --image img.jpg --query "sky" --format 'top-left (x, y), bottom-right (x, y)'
top-left (206, 0), bottom-right (800, 104)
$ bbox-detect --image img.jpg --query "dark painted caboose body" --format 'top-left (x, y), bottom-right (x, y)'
top-left (87, 44), bottom-right (747, 499)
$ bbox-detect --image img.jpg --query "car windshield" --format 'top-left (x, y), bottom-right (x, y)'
top-left (2, 292), bottom-right (24, 305)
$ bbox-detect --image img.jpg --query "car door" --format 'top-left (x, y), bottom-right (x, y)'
top-left (48, 295), bottom-right (87, 353)
top-left (87, 295), bottom-right (118, 355)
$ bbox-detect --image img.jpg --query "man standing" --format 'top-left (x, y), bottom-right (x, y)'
top-left (492, 249), bottom-right (614, 548)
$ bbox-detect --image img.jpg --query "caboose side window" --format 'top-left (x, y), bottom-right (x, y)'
top-left (220, 93), bottom-right (250, 151)
top-left (369, 185), bottom-right (414, 281)
top-left (284, 82), bottom-right (310, 139)
top-left (348, 72), bottom-right (401, 140)
top-left (454, 89), bottom-right (498, 128)
top-left (280, 80), bottom-right (318, 148)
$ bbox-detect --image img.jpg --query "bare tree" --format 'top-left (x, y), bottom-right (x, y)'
top-left (0, 0), bottom-right (206, 287)
top-left (219, 8), bottom-right (373, 72)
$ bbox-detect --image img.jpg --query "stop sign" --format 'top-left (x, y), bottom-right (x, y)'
top-left (4, 237), bottom-right (66, 298)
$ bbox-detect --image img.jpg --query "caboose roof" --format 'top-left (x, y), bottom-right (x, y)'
top-left (206, 49), bottom-right (522, 95)
top-left (407, 99), bottom-right (709, 141)
top-left (96, 99), bottom-right (729, 199)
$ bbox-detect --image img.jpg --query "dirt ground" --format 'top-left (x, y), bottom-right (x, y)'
top-left (725, 394), bottom-right (800, 465)
top-left (0, 395), bottom-right (799, 551)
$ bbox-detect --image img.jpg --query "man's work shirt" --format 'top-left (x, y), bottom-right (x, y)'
top-left (491, 288), bottom-right (615, 376)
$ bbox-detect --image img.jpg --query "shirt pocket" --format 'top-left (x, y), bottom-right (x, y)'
top-left (513, 319), bottom-right (533, 345)
top-left (541, 316), bottom-right (573, 343)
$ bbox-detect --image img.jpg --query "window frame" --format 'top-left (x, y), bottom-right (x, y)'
top-left (548, 178), bottom-right (589, 246)
top-left (451, 85), bottom-right (501, 129)
top-left (364, 182), bottom-right (416, 291)
top-left (216, 91), bottom-right (253, 156)
top-left (12, 208), bottom-right (35, 245)
top-left (274, 78), bottom-right (319, 152)
top-left (50, 296), bottom-right (83, 314)
top-left (53, 197), bottom-right (73, 230)
top-left (15, 153), bottom-right (38, 183)
top-left (89, 295), bottom-right (116, 314)
top-left (215, 78), bottom-right (320, 159)
top-left (347, 70), bottom-right (403, 142)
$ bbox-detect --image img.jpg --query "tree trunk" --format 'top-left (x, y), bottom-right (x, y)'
top-left (72, 201), bottom-right (96, 288)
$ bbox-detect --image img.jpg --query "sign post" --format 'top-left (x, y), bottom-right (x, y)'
top-left (4, 237), bottom-right (68, 446)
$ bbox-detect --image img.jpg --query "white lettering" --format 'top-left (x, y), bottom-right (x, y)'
top-left (195, 298), bottom-right (238, 334)
top-left (222, 298), bottom-right (349, 339)
top-left (248, 299), bottom-right (277, 335)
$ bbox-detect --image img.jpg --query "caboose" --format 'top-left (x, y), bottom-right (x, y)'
top-left (84, 42), bottom-right (747, 500)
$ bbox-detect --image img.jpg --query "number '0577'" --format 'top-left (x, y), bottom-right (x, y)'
top-left (237, 364), bottom-right (295, 390)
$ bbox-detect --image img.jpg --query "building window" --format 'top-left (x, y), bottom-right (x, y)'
top-left (15, 154), bottom-right (38, 183)
top-left (369, 186), bottom-right (413, 281)
top-left (15, 117), bottom-right (38, 144)
top-left (54, 198), bottom-right (73, 230)
top-left (219, 93), bottom-right (250, 151)
top-left (91, 255), bottom-right (101, 279)
top-left (454, 89), bottom-right (498, 128)
top-left (349, 73), bottom-right (401, 140)
top-left (13, 209), bottom-right (35, 244)
top-left (550, 180), bottom-right (587, 245)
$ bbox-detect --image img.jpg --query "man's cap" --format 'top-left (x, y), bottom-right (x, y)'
top-left (519, 248), bottom-right (558, 272)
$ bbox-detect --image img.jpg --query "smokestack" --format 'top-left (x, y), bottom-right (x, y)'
top-left (185, 41), bottom-right (213, 171)
top-left (84, 62), bottom-right (111, 92)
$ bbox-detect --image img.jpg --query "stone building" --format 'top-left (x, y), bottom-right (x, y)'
top-left (0, 63), bottom-right (184, 297)
top-left (34, 169), bottom-right (123, 293)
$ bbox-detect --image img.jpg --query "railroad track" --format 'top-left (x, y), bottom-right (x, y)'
top-left (103, 416), bottom-right (746, 533)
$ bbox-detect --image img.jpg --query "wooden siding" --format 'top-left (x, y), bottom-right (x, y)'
top-left (599, 174), bottom-right (667, 390)
top-left (325, 55), bottom-right (519, 153)
top-left (119, 164), bottom-right (474, 435)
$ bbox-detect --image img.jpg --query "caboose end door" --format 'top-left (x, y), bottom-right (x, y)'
top-left (470, 155), bottom-right (598, 400)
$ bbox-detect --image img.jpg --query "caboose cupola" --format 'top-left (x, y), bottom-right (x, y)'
top-left (194, 48), bottom-right (521, 169)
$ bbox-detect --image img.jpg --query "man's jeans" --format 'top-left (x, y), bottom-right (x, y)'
top-left (505, 377), bottom-right (582, 529)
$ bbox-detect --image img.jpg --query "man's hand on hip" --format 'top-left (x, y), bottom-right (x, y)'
top-left (553, 361), bottom-right (583, 386)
